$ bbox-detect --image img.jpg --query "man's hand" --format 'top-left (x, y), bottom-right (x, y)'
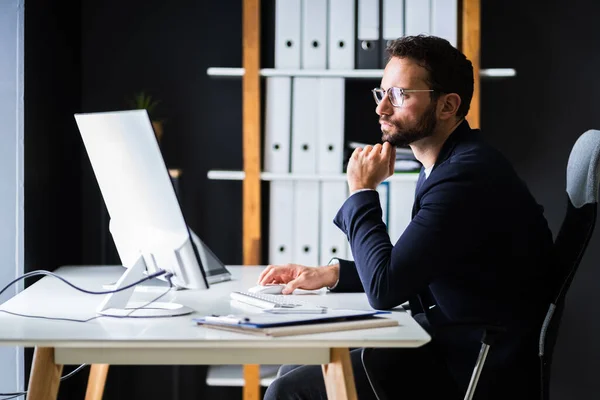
top-left (257, 263), bottom-right (340, 295)
top-left (347, 142), bottom-right (396, 193)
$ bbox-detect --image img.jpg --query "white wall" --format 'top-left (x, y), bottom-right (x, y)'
top-left (0, 0), bottom-right (25, 394)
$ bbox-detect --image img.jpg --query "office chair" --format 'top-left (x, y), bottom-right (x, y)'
top-left (538, 129), bottom-right (600, 400)
top-left (361, 129), bottom-right (600, 400)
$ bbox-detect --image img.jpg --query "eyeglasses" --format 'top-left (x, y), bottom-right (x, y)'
top-left (372, 87), bottom-right (435, 108)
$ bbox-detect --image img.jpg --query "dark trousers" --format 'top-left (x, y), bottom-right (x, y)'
top-left (263, 345), bottom-right (461, 400)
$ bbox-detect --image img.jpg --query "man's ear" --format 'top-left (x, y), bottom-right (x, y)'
top-left (438, 93), bottom-right (461, 120)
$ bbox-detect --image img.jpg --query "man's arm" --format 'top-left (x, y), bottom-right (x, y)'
top-left (334, 171), bottom-right (481, 310)
top-left (328, 258), bottom-right (366, 292)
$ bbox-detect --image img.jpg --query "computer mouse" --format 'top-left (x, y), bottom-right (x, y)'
top-left (248, 284), bottom-right (286, 294)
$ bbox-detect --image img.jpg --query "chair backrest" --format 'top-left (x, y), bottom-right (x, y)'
top-left (538, 129), bottom-right (600, 399)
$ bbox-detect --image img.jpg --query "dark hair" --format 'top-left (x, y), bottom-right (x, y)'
top-left (386, 35), bottom-right (473, 118)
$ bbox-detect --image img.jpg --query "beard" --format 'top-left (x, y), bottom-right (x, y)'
top-left (381, 100), bottom-right (438, 147)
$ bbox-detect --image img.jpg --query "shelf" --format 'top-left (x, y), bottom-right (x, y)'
top-left (207, 170), bottom-right (419, 182)
top-left (206, 365), bottom-right (279, 387)
top-left (479, 68), bottom-right (517, 78)
top-left (207, 67), bottom-right (516, 79)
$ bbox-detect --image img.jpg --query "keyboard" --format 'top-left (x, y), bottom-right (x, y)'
top-left (230, 291), bottom-right (326, 313)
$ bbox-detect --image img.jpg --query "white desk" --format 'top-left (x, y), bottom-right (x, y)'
top-left (0, 265), bottom-right (430, 400)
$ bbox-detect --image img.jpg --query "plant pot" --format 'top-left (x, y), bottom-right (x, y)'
top-left (152, 121), bottom-right (164, 143)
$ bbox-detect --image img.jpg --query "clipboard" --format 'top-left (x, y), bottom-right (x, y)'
top-left (193, 309), bottom-right (398, 337)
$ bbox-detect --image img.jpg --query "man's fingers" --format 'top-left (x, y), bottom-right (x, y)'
top-left (258, 267), bottom-right (281, 285)
top-left (282, 276), bottom-right (303, 295)
top-left (258, 264), bottom-right (277, 283)
top-left (258, 265), bottom-right (273, 283)
top-left (381, 142), bottom-right (391, 157)
top-left (382, 142), bottom-right (396, 175)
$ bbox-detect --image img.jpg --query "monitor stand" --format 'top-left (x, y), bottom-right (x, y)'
top-left (96, 256), bottom-right (194, 318)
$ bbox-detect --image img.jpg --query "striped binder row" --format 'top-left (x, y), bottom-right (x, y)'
top-left (265, 0), bottom-right (437, 266)
top-left (274, 0), bottom-right (458, 71)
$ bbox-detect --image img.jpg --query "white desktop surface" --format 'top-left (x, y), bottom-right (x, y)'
top-left (0, 265), bottom-right (430, 366)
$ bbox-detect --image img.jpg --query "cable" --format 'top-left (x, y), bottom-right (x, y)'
top-left (0, 392), bottom-right (25, 399)
top-left (1, 394), bottom-right (24, 399)
top-left (0, 269), bottom-right (167, 300)
top-left (59, 364), bottom-right (89, 380)
top-left (0, 364), bottom-right (89, 398)
top-left (360, 349), bottom-right (382, 400)
top-left (0, 273), bottom-right (174, 322)
top-left (0, 273), bottom-right (176, 398)
top-left (124, 273), bottom-right (174, 318)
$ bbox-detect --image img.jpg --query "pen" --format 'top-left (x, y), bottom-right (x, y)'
top-left (205, 314), bottom-right (250, 324)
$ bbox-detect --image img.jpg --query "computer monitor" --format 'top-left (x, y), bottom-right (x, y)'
top-left (74, 109), bottom-right (229, 317)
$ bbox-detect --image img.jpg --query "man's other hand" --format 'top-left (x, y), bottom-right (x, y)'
top-left (257, 263), bottom-right (340, 295)
top-left (347, 142), bottom-right (396, 193)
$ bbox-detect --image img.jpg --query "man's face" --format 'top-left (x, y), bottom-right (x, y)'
top-left (376, 57), bottom-right (438, 147)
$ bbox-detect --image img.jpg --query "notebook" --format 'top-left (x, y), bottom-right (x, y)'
top-left (194, 309), bottom-right (398, 337)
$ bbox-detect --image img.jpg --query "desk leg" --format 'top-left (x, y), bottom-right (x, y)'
top-left (243, 364), bottom-right (260, 400)
top-left (27, 347), bottom-right (63, 400)
top-left (85, 364), bottom-right (109, 400)
top-left (322, 348), bottom-right (358, 400)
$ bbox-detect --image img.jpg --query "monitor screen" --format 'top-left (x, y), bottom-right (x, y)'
top-left (74, 110), bottom-right (228, 316)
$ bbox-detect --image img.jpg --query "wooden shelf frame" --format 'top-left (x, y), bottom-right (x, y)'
top-left (207, 67), bottom-right (514, 79)
top-left (237, 1), bottom-right (482, 398)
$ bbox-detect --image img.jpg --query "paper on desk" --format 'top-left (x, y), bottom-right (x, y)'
top-left (194, 309), bottom-right (389, 328)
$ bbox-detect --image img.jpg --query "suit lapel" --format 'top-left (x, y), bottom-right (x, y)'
top-left (410, 119), bottom-right (472, 218)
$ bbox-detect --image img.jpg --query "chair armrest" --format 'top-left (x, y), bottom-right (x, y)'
top-left (433, 322), bottom-right (507, 346)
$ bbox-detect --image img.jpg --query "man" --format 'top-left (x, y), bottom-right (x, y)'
top-left (262, 35), bottom-right (553, 399)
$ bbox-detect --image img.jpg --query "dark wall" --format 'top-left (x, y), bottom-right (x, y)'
top-left (24, 0), bottom-right (84, 393)
top-left (481, 1), bottom-right (600, 398)
top-left (80, 0), bottom-right (245, 266)
top-left (24, 0), bottom-right (600, 398)
top-left (24, 0), bottom-right (248, 398)
top-left (24, 0), bottom-right (82, 274)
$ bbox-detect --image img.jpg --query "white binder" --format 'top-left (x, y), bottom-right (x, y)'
top-left (292, 180), bottom-right (320, 265)
top-left (327, 0), bottom-right (355, 69)
top-left (302, 0), bottom-right (328, 69)
top-left (387, 176), bottom-right (418, 244)
top-left (405, 0), bottom-right (431, 37)
top-left (291, 77), bottom-right (320, 265)
top-left (377, 181), bottom-right (390, 229)
top-left (356, 0), bottom-right (380, 69)
top-left (275, 0), bottom-right (302, 69)
top-left (291, 78), bottom-right (319, 173)
top-left (316, 78), bottom-right (345, 173)
top-left (317, 78), bottom-right (347, 264)
top-left (268, 180), bottom-right (295, 265)
top-left (264, 77), bottom-right (292, 173)
top-left (265, 77), bottom-right (294, 265)
top-left (268, 0), bottom-right (302, 265)
top-left (381, 0), bottom-right (405, 66)
top-left (431, 0), bottom-right (458, 47)
top-left (320, 181), bottom-right (348, 264)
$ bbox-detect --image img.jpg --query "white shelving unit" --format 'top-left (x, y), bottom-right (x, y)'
top-left (205, 1), bottom-right (485, 395)
top-left (207, 170), bottom-right (419, 182)
top-left (207, 67), bottom-right (517, 79)
top-left (207, 365), bottom-right (280, 387)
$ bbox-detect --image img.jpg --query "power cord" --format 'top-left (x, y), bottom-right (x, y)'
top-left (0, 270), bottom-right (176, 398)
top-left (0, 271), bottom-right (174, 322)
top-left (0, 363), bottom-right (89, 398)
top-left (360, 348), bottom-right (382, 400)
top-left (0, 269), bottom-right (167, 299)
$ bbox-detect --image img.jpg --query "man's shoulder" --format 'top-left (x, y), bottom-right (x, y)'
top-left (439, 133), bottom-right (512, 177)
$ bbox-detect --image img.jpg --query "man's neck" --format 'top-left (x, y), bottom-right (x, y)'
top-left (410, 119), bottom-right (463, 168)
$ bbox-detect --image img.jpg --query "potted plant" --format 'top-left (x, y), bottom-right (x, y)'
top-left (128, 91), bottom-right (165, 142)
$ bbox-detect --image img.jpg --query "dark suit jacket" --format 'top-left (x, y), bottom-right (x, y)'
top-left (333, 120), bottom-right (553, 398)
